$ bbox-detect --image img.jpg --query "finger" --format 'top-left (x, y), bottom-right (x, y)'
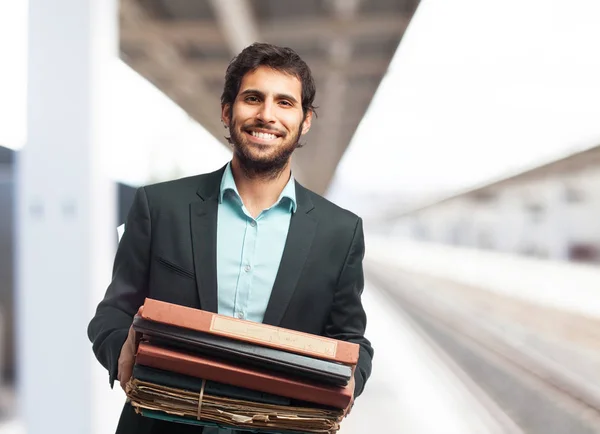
top-left (120, 368), bottom-right (131, 391)
top-left (127, 328), bottom-right (138, 351)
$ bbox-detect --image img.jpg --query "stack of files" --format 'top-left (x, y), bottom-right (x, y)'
top-left (126, 298), bottom-right (359, 433)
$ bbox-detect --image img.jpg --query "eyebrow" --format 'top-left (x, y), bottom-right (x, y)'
top-left (239, 88), bottom-right (299, 105)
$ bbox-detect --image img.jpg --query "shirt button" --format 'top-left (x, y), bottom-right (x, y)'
top-left (237, 312), bottom-right (244, 319)
top-left (244, 264), bottom-right (251, 272)
top-left (250, 220), bottom-right (256, 227)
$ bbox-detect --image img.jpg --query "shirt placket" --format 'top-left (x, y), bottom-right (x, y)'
top-left (234, 215), bottom-right (258, 320)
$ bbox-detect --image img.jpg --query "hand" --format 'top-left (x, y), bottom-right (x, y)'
top-left (117, 307), bottom-right (143, 392)
top-left (344, 374), bottom-right (356, 418)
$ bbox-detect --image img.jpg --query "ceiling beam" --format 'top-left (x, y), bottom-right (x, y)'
top-left (128, 55), bottom-right (391, 83)
top-left (295, 0), bottom-right (362, 195)
top-left (120, 13), bottom-right (410, 47)
top-left (208, 0), bottom-right (259, 55)
top-left (120, 0), bottom-right (225, 143)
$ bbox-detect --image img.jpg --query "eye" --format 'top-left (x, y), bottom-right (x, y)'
top-left (245, 95), bottom-right (259, 103)
top-left (279, 100), bottom-right (292, 107)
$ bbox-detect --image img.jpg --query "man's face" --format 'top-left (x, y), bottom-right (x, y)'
top-left (222, 66), bottom-right (312, 177)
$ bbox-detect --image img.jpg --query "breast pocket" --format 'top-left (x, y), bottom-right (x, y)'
top-left (150, 256), bottom-right (198, 306)
top-left (155, 256), bottom-right (195, 279)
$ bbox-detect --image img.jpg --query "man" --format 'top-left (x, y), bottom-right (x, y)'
top-left (88, 42), bottom-right (373, 434)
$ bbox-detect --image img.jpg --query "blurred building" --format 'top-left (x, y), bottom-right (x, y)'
top-left (0, 145), bottom-right (137, 386)
top-left (387, 144), bottom-right (600, 263)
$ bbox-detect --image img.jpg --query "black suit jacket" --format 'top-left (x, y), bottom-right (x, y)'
top-left (88, 164), bottom-right (374, 434)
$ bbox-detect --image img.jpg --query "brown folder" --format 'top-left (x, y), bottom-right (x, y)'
top-left (135, 342), bottom-right (353, 409)
top-left (140, 298), bottom-right (359, 365)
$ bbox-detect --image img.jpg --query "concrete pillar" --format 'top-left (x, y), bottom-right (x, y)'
top-left (16, 1), bottom-right (119, 433)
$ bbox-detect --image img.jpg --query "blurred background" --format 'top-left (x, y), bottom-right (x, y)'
top-left (1, 0), bottom-right (600, 433)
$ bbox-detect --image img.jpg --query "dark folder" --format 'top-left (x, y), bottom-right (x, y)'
top-left (132, 315), bottom-right (351, 386)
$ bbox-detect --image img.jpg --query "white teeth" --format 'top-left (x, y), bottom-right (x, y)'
top-left (251, 131), bottom-right (277, 140)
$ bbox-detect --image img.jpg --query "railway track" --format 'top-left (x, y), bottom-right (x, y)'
top-left (366, 262), bottom-right (600, 434)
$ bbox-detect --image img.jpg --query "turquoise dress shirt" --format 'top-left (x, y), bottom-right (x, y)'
top-left (216, 162), bottom-right (296, 322)
top-left (204, 162), bottom-right (295, 434)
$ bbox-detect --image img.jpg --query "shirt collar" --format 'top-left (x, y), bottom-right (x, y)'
top-left (219, 161), bottom-right (297, 213)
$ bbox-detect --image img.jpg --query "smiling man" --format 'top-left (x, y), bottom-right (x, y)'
top-left (88, 42), bottom-right (374, 434)
top-left (225, 67), bottom-right (307, 183)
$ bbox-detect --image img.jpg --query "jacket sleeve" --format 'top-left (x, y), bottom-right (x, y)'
top-left (323, 217), bottom-right (374, 398)
top-left (87, 186), bottom-right (152, 388)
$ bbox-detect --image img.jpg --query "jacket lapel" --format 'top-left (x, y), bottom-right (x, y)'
top-left (262, 183), bottom-right (317, 326)
top-left (190, 166), bottom-right (226, 313)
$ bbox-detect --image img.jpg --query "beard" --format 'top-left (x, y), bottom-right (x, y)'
top-left (228, 118), bottom-right (303, 180)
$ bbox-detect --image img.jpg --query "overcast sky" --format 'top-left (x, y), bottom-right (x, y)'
top-left (2, 0), bottom-right (600, 207)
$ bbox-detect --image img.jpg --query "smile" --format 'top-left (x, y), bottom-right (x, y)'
top-left (245, 129), bottom-right (282, 143)
top-left (252, 131), bottom-right (277, 140)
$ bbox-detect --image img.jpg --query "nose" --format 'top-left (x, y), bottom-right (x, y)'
top-left (256, 100), bottom-right (275, 124)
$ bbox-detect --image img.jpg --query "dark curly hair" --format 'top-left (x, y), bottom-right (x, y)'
top-left (221, 42), bottom-right (317, 120)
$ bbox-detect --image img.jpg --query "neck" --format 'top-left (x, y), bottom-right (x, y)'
top-left (230, 157), bottom-right (292, 217)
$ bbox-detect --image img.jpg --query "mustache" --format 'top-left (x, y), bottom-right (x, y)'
top-left (242, 122), bottom-right (286, 137)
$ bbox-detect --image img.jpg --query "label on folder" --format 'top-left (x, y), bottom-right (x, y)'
top-left (211, 316), bottom-right (337, 357)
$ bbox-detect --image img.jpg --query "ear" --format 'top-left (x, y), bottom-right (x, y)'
top-left (301, 110), bottom-right (313, 135)
top-left (221, 104), bottom-right (231, 126)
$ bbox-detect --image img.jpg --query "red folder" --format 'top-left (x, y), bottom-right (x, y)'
top-left (140, 298), bottom-right (359, 365)
top-left (135, 342), bottom-right (353, 409)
